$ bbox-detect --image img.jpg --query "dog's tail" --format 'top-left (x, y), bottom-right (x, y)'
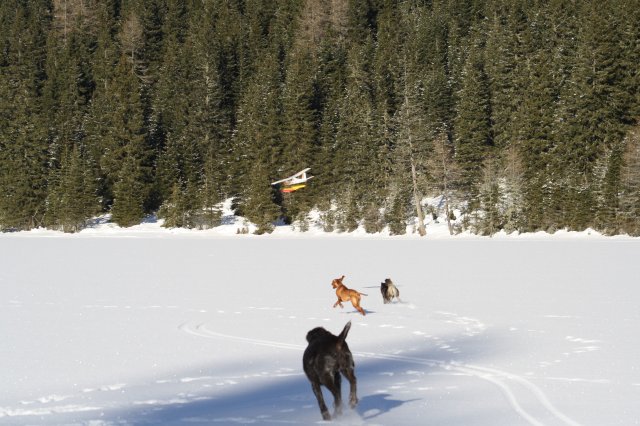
top-left (337, 321), bottom-right (352, 350)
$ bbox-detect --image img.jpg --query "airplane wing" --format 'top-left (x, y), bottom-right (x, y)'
top-left (271, 176), bottom-right (291, 185)
top-left (271, 168), bottom-right (312, 186)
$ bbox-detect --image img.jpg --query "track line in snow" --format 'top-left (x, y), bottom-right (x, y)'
top-left (179, 321), bottom-right (582, 426)
top-left (455, 365), bottom-right (545, 426)
top-left (462, 364), bottom-right (583, 426)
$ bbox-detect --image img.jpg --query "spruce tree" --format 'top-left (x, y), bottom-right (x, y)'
top-left (619, 126), bottom-right (640, 235)
top-left (153, 21), bottom-right (199, 206)
top-left (394, 57), bottom-right (430, 236)
top-left (278, 34), bottom-right (318, 222)
top-left (111, 146), bottom-right (147, 227)
top-left (0, 1), bottom-right (50, 230)
top-left (453, 34), bottom-right (492, 203)
top-left (556, 2), bottom-right (627, 230)
top-left (332, 38), bottom-right (379, 225)
top-left (485, 1), bottom-right (527, 151)
top-left (46, 144), bottom-right (98, 232)
top-left (476, 155), bottom-right (503, 236)
top-left (518, 56), bottom-right (557, 231)
top-left (87, 54), bottom-right (151, 216)
top-left (233, 44), bottom-right (284, 230)
top-left (426, 131), bottom-right (459, 235)
top-left (41, 11), bottom-right (97, 229)
top-left (385, 186), bottom-right (410, 235)
top-left (314, 38), bottom-right (348, 210)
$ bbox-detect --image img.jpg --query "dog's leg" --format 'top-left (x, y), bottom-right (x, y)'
top-left (341, 364), bottom-right (358, 409)
top-left (334, 299), bottom-right (343, 308)
top-left (351, 296), bottom-right (366, 316)
top-left (327, 371), bottom-right (343, 417)
top-left (310, 381), bottom-right (331, 420)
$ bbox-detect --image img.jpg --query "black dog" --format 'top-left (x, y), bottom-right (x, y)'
top-left (303, 321), bottom-right (358, 420)
top-left (380, 278), bottom-right (400, 303)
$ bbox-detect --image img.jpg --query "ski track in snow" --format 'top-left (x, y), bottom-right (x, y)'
top-left (0, 304), bottom-right (594, 425)
top-left (179, 321), bottom-right (582, 426)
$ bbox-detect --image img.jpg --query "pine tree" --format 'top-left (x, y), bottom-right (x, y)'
top-left (551, 1), bottom-right (633, 231)
top-left (233, 43), bottom-right (284, 231)
top-left (476, 155), bottom-right (502, 236)
top-left (485, 0), bottom-right (527, 151)
top-left (87, 54), bottom-right (151, 215)
top-left (394, 56), bottom-right (430, 236)
top-left (416, 5), bottom-right (453, 136)
top-left (453, 33), bottom-right (492, 203)
top-left (160, 182), bottom-right (188, 228)
top-left (385, 185), bottom-right (410, 235)
top-left (46, 144), bottom-right (98, 232)
top-left (0, 1), bottom-right (50, 230)
top-left (618, 125), bottom-right (640, 235)
top-left (139, 0), bottom-right (167, 83)
top-left (42, 3), bottom-right (98, 229)
top-left (187, 3), bottom-right (234, 204)
top-left (426, 131), bottom-right (459, 235)
top-left (242, 161), bottom-right (281, 234)
top-left (501, 143), bottom-right (524, 233)
top-left (278, 44), bottom-right (318, 222)
top-left (617, 2), bottom-right (640, 120)
top-left (346, 0), bottom-right (377, 45)
top-left (332, 38), bottom-right (380, 225)
top-left (111, 147), bottom-right (147, 227)
top-left (314, 37), bottom-right (348, 209)
top-left (153, 20), bottom-right (199, 205)
top-left (510, 11), bottom-right (558, 232)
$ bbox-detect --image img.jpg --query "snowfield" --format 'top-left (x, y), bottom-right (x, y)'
top-left (1, 221), bottom-right (639, 425)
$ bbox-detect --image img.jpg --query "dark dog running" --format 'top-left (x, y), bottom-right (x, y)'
top-left (380, 278), bottom-right (400, 303)
top-left (303, 321), bottom-right (358, 420)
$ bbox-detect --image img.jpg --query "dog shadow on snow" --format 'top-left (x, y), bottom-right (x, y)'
top-left (91, 331), bottom-right (505, 425)
top-left (339, 308), bottom-right (377, 315)
top-left (356, 392), bottom-right (419, 420)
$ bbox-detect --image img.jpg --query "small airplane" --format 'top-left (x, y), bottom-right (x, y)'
top-left (271, 168), bottom-right (313, 193)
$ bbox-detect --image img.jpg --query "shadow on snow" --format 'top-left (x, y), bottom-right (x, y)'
top-left (93, 332), bottom-right (502, 425)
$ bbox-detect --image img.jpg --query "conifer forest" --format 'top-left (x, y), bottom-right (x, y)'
top-left (1, 0), bottom-right (639, 235)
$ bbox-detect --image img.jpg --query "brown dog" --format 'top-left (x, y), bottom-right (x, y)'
top-left (332, 275), bottom-right (367, 316)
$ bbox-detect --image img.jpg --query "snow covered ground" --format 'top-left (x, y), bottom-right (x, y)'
top-left (1, 221), bottom-right (639, 425)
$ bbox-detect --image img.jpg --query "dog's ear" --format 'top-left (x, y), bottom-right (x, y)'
top-left (340, 275), bottom-right (345, 282)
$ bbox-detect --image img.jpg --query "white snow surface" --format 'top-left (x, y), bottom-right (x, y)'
top-left (1, 216), bottom-right (639, 425)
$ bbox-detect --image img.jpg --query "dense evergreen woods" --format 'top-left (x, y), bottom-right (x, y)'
top-left (1, 0), bottom-right (639, 235)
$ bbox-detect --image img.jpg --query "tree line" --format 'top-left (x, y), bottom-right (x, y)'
top-left (1, 0), bottom-right (639, 235)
